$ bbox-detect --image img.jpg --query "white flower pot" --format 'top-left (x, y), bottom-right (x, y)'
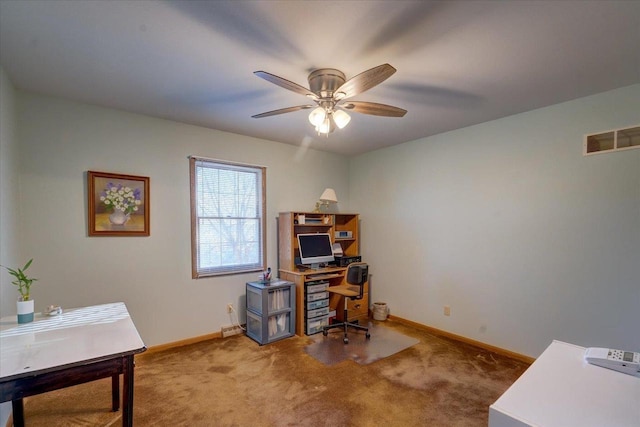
top-left (17, 299), bottom-right (35, 324)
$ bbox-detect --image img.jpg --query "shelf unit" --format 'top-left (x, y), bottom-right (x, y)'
top-left (245, 280), bottom-right (295, 345)
top-left (304, 279), bottom-right (330, 335)
top-left (277, 212), bottom-right (359, 271)
top-left (278, 212), bottom-right (367, 336)
top-left (333, 213), bottom-right (359, 260)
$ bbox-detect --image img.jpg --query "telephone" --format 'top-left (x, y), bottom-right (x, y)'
top-left (585, 347), bottom-right (640, 377)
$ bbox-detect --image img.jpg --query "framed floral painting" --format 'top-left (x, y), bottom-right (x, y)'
top-left (88, 171), bottom-right (150, 236)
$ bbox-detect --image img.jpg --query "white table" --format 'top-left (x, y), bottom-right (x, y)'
top-left (489, 340), bottom-right (640, 427)
top-left (0, 302), bottom-right (146, 426)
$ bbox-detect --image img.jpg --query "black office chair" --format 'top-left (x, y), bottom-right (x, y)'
top-left (322, 262), bottom-right (371, 344)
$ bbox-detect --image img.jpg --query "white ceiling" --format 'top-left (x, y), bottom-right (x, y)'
top-left (1, 0), bottom-right (639, 156)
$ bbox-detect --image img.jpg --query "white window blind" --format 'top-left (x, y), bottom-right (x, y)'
top-left (190, 157), bottom-right (266, 278)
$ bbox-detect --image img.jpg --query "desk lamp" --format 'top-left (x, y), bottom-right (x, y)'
top-left (314, 188), bottom-right (338, 212)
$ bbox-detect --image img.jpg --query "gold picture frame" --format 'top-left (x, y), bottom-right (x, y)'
top-left (88, 171), bottom-right (150, 236)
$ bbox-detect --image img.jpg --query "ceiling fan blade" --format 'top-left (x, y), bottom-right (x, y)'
top-left (341, 101), bottom-right (407, 117)
top-left (334, 64), bottom-right (397, 100)
top-left (252, 105), bottom-right (313, 118)
top-left (254, 71), bottom-right (317, 99)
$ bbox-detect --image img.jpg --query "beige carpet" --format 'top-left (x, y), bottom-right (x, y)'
top-left (10, 320), bottom-right (529, 426)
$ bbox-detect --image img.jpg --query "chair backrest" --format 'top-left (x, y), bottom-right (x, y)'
top-left (346, 263), bottom-right (368, 299)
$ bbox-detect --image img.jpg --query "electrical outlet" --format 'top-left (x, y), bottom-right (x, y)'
top-left (227, 303), bottom-right (233, 313)
top-left (444, 305), bottom-right (451, 316)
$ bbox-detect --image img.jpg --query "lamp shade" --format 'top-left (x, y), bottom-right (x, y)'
top-left (316, 117), bottom-right (332, 134)
top-left (319, 188), bottom-right (338, 203)
top-left (332, 110), bottom-right (351, 129)
top-left (308, 107), bottom-right (326, 126)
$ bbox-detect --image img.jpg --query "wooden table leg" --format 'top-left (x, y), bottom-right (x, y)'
top-left (111, 374), bottom-right (120, 411)
top-left (122, 355), bottom-right (135, 426)
top-left (11, 399), bottom-right (24, 427)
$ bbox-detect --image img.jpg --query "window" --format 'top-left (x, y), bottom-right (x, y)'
top-left (190, 157), bottom-right (266, 278)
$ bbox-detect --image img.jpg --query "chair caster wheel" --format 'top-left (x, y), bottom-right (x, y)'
top-left (366, 333), bottom-right (371, 339)
top-left (343, 338), bottom-right (349, 344)
top-left (322, 330), bottom-right (328, 336)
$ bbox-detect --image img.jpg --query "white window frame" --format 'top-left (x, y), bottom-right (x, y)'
top-left (189, 156), bottom-right (266, 278)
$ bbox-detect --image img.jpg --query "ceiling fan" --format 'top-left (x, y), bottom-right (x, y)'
top-left (252, 64), bottom-right (407, 135)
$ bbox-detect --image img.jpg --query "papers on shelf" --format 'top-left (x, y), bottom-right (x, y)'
top-left (267, 288), bottom-right (289, 337)
top-left (268, 313), bottom-right (288, 337)
top-left (332, 243), bottom-right (343, 257)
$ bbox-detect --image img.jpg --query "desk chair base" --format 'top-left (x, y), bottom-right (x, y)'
top-left (322, 307), bottom-right (371, 344)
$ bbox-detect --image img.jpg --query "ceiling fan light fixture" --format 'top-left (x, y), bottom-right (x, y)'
top-left (253, 64), bottom-right (405, 136)
top-left (332, 110), bottom-right (351, 129)
top-left (308, 107), bottom-right (326, 126)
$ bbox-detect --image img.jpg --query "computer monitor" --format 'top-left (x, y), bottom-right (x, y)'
top-left (297, 233), bottom-right (334, 269)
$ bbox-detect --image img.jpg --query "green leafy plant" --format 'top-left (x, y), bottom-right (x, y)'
top-left (1, 259), bottom-right (38, 301)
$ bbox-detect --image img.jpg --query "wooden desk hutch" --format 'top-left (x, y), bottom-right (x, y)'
top-left (277, 212), bottom-right (369, 336)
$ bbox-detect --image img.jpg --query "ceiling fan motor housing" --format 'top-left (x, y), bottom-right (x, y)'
top-left (308, 69), bottom-right (346, 100)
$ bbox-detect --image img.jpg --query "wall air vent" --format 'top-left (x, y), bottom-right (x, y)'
top-left (584, 125), bottom-right (640, 155)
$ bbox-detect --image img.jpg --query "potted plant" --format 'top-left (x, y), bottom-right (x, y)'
top-left (2, 258), bottom-right (38, 323)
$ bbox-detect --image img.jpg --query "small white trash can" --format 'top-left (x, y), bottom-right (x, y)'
top-left (372, 302), bottom-right (388, 321)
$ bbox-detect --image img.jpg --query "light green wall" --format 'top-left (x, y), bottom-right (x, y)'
top-left (0, 67), bottom-right (20, 315)
top-left (5, 91), bottom-right (350, 346)
top-left (0, 66), bottom-right (19, 427)
top-left (350, 84), bottom-right (640, 357)
top-left (0, 67), bottom-right (20, 427)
